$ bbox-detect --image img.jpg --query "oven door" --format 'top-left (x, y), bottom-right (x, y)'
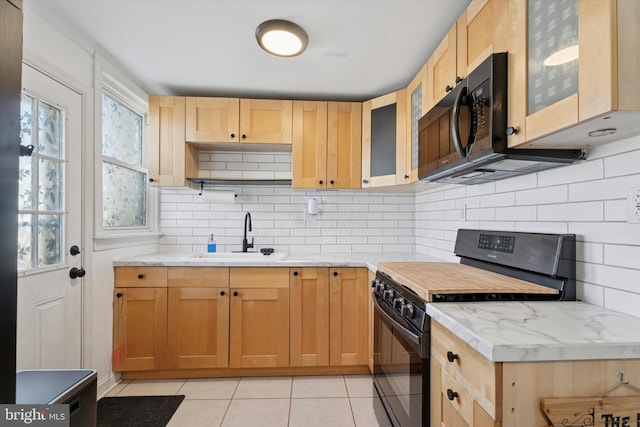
top-left (372, 293), bottom-right (429, 427)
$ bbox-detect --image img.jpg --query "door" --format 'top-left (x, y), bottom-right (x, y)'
top-left (16, 64), bottom-right (83, 369)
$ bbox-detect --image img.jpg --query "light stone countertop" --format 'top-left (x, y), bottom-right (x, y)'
top-left (112, 251), bottom-right (442, 271)
top-left (427, 301), bottom-right (640, 362)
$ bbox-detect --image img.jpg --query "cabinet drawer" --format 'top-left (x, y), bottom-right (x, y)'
top-left (115, 267), bottom-right (167, 287)
top-left (229, 267), bottom-right (289, 288)
top-left (168, 267), bottom-right (229, 287)
top-left (432, 320), bottom-right (499, 418)
top-left (441, 368), bottom-right (474, 427)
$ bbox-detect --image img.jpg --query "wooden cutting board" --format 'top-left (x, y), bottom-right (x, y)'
top-left (377, 262), bottom-right (559, 301)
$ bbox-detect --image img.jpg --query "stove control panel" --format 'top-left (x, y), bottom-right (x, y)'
top-left (478, 233), bottom-right (515, 253)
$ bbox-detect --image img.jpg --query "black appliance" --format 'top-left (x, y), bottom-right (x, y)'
top-left (372, 229), bottom-right (576, 427)
top-left (16, 370), bottom-right (97, 427)
top-left (418, 52), bottom-right (584, 185)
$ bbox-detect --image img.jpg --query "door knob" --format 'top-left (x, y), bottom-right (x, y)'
top-left (69, 267), bottom-right (86, 279)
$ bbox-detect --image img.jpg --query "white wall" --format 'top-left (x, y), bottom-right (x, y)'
top-left (414, 135), bottom-right (640, 318)
top-left (159, 151), bottom-right (415, 254)
top-left (23, 4), bottom-right (158, 396)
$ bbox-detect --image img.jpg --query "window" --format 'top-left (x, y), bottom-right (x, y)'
top-left (18, 93), bottom-right (65, 271)
top-left (101, 91), bottom-right (147, 229)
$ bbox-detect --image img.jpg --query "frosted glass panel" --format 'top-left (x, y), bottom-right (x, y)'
top-left (102, 93), bottom-right (143, 165)
top-left (411, 85), bottom-right (422, 171)
top-left (38, 100), bottom-right (63, 158)
top-left (528, 0), bottom-right (579, 114)
top-left (38, 215), bottom-right (62, 267)
top-left (103, 163), bottom-right (147, 227)
top-left (38, 158), bottom-right (63, 211)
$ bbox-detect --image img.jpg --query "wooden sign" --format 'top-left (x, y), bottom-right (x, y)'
top-left (541, 396), bottom-right (640, 427)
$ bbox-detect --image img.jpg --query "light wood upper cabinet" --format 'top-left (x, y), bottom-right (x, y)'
top-left (508, 0), bottom-right (640, 149)
top-left (405, 63), bottom-right (428, 183)
top-left (185, 97), bottom-right (292, 145)
top-left (290, 267), bottom-right (330, 367)
top-left (426, 24), bottom-right (459, 110)
top-left (329, 267), bottom-right (369, 366)
top-left (292, 101), bottom-right (362, 189)
top-left (166, 267), bottom-right (230, 370)
top-left (362, 89), bottom-right (407, 188)
top-left (148, 96), bottom-right (198, 186)
top-left (229, 268), bottom-right (290, 369)
top-left (113, 286), bottom-right (167, 372)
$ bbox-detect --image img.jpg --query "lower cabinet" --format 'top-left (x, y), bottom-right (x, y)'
top-left (113, 265), bottom-right (369, 375)
top-left (229, 268), bottom-right (290, 368)
top-left (113, 287), bottom-right (167, 372)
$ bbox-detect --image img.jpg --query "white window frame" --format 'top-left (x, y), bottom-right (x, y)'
top-left (93, 57), bottom-right (159, 250)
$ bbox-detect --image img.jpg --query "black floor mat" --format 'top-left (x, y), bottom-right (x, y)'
top-left (97, 395), bottom-right (185, 427)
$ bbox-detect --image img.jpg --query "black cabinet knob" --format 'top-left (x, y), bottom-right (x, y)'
top-left (333, 271), bottom-right (338, 277)
top-left (149, 178), bottom-right (155, 183)
top-left (241, 134), bottom-right (247, 139)
top-left (404, 174), bottom-right (409, 180)
top-left (330, 180), bottom-right (334, 185)
top-left (447, 351), bottom-right (459, 362)
top-left (445, 85), bottom-right (454, 92)
top-left (319, 180), bottom-right (323, 185)
top-left (137, 274), bottom-right (144, 279)
top-left (293, 271), bottom-right (299, 276)
top-left (455, 76), bottom-right (463, 84)
top-left (116, 293), bottom-right (122, 298)
top-left (233, 291), bottom-right (239, 296)
top-left (220, 291), bottom-right (225, 296)
top-left (506, 126), bottom-right (520, 136)
top-left (230, 133), bottom-right (235, 138)
top-left (446, 389), bottom-right (459, 401)
top-left (362, 179), bottom-right (369, 184)
top-left (69, 267), bottom-right (86, 279)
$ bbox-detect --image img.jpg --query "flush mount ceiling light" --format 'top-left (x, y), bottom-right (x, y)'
top-left (543, 44), bottom-right (579, 66)
top-left (256, 19), bottom-right (308, 57)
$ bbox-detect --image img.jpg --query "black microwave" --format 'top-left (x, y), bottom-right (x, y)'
top-left (418, 52), bottom-right (583, 185)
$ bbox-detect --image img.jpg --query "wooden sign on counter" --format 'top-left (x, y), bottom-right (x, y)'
top-left (541, 396), bottom-right (640, 427)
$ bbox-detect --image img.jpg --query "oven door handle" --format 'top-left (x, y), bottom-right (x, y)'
top-left (373, 295), bottom-right (423, 350)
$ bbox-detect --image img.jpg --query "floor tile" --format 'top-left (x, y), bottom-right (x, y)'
top-left (167, 399), bottom-right (229, 427)
top-left (233, 376), bottom-right (292, 399)
top-left (116, 379), bottom-right (185, 396)
top-left (289, 398), bottom-right (354, 427)
top-left (291, 375), bottom-right (348, 398)
top-left (179, 378), bottom-right (239, 400)
top-left (221, 398), bottom-right (290, 427)
top-left (104, 380), bottom-right (130, 397)
top-left (350, 397), bottom-right (392, 427)
top-left (344, 375), bottom-right (376, 397)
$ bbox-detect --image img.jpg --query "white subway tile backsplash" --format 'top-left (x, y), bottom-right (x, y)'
top-left (495, 173), bottom-right (538, 193)
top-left (495, 206), bottom-right (537, 221)
top-left (604, 288), bottom-right (640, 317)
top-left (537, 201), bottom-right (603, 222)
top-left (515, 186), bottom-right (567, 206)
top-left (514, 222), bottom-right (568, 234)
top-left (604, 244), bottom-right (640, 269)
top-left (569, 175), bottom-right (640, 202)
top-left (537, 158), bottom-right (604, 187)
top-left (479, 192), bottom-right (515, 208)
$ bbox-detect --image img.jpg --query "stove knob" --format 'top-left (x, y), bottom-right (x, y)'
top-left (375, 282), bottom-right (386, 293)
top-left (393, 298), bottom-right (404, 310)
top-left (401, 303), bottom-right (415, 319)
top-left (383, 289), bottom-right (394, 300)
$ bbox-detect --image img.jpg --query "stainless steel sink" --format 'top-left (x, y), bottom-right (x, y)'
top-left (182, 252), bottom-right (288, 262)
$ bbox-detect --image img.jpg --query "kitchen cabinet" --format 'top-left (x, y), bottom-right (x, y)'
top-left (362, 89), bottom-right (407, 188)
top-left (426, 23), bottom-right (459, 111)
top-left (229, 268), bottom-right (290, 368)
top-left (166, 267), bottom-right (229, 369)
top-left (405, 63), bottom-right (428, 184)
top-left (148, 96), bottom-right (198, 186)
top-left (507, 0), bottom-right (640, 149)
top-left (292, 101), bottom-right (362, 189)
top-left (113, 267), bottom-right (168, 371)
top-left (289, 267), bottom-right (329, 367)
top-left (185, 97), bottom-right (293, 145)
top-left (431, 320), bottom-right (640, 427)
top-left (329, 267), bottom-right (369, 366)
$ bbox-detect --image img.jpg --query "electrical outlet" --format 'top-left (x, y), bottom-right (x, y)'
top-left (627, 188), bottom-right (640, 223)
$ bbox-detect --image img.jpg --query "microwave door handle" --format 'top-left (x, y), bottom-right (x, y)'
top-left (452, 86), bottom-right (468, 158)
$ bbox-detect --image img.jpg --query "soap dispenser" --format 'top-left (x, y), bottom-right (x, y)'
top-left (207, 234), bottom-right (217, 253)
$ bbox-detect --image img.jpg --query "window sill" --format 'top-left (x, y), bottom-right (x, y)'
top-left (93, 231), bottom-right (162, 251)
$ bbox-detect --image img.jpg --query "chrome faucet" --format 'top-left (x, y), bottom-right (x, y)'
top-left (242, 212), bottom-right (254, 252)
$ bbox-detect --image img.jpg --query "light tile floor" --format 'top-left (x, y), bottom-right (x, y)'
top-left (106, 375), bottom-right (392, 427)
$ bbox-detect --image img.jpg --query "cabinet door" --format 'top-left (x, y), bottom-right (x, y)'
top-left (426, 23), bottom-right (458, 110)
top-left (361, 90), bottom-right (407, 188)
top-left (290, 268), bottom-right (329, 367)
top-left (185, 97), bottom-right (240, 143)
top-left (327, 102), bottom-right (362, 189)
top-left (405, 64), bottom-right (427, 183)
top-left (229, 287), bottom-right (290, 368)
top-left (113, 287), bottom-right (167, 371)
top-left (292, 100), bottom-right (328, 189)
top-left (329, 268), bottom-right (368, 366)
top-left (148, 96), bottom-right (197, 186)
top-left (167, 287), bottom-right (229, 369)
top-left (239, 99), bottom-right (293, 144)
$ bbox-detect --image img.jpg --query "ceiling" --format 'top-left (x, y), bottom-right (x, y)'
top-left (27, 0), bottom-right (471, 101)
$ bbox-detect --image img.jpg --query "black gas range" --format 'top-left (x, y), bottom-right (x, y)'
top-left (372, 229), bottom-right (576, 427)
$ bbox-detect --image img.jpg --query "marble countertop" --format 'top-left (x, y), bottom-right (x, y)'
top-left (113, 251), bottom-right (442, 271)
top-left (427, 301), bottom-right (640, 362)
